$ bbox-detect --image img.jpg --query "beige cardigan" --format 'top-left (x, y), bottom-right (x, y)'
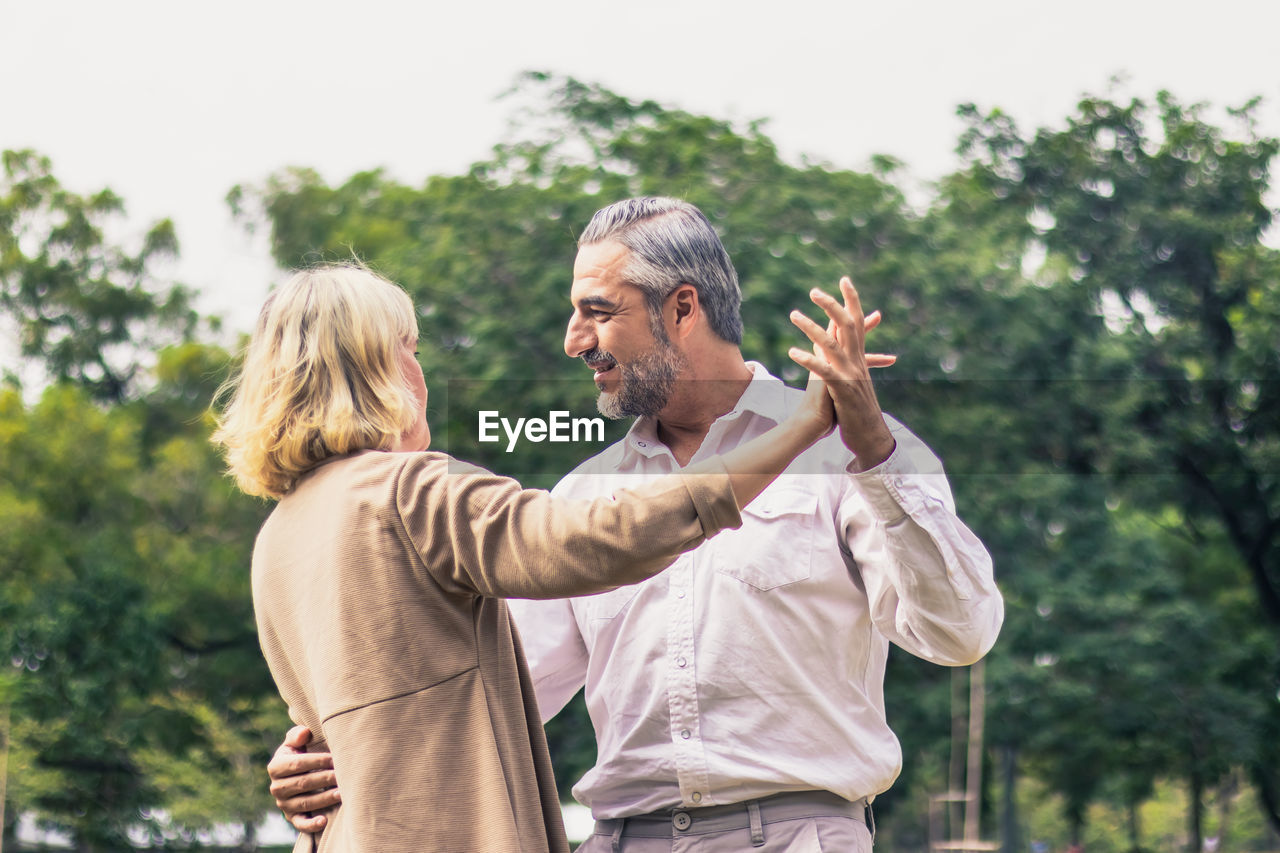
top-left (252, 449), bottom-right (741, 853)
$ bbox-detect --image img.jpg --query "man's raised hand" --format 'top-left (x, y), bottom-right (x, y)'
top-left (787, 276), bottom-right (897, 470)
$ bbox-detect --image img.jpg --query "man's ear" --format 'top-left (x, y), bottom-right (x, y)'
top-left (669, 285), bottom-right (700, 339)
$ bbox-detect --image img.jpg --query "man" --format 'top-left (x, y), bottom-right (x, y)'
top-left (268, 197), bottom-right (1003, 851)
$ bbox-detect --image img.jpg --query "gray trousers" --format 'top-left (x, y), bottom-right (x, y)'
top-left (577, 791), bottom-right (873, 852)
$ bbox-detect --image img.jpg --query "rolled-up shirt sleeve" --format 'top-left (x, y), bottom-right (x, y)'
top-left (839, 416), bottom-right (1003, 665)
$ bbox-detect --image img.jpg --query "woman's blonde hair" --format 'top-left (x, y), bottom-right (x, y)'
top-left (211, 264), bottom-right (420, 499)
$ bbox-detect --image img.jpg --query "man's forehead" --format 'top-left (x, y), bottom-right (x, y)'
top-left (570, 241), bottom-right (642, 304)
top-left (573, 240), bottom-right (630, 278)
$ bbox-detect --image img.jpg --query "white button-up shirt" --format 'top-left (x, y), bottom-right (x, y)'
top-left (508, 363), bottom-right (1003, 818)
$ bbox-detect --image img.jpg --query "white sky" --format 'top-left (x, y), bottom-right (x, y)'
top-left (5, 0), bottom-right (1279, 337)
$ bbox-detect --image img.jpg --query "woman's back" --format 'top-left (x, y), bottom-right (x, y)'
top-left (253, 449), bottom-right (568, 853)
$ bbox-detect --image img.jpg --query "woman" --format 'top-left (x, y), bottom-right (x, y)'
top-left (212, 264), bottom-right (834, 852)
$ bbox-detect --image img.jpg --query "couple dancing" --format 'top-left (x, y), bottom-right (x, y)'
top-left (213, 197), bottom-right (1003, 852)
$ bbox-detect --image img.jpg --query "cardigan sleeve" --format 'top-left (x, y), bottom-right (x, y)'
top-left (394, 451), bottom-right (742, 599)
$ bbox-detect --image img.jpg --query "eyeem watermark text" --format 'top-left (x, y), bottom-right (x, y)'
top-left (478, 410), bottom-right (605, 452)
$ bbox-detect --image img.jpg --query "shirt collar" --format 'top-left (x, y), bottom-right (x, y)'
top-left (730, 361), bottom-right (795, 426)
top-left (618, 361), bottom-right (797, 462)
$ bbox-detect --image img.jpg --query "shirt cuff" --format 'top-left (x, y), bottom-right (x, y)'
top-left (845, 442), bottom-right (913, 522)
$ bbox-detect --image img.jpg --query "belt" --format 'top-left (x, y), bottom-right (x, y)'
top-left (592, 790), bottom-right (869, 841)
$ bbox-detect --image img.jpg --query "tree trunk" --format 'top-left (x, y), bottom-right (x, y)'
top-left (964, 660), bottom-right (986, 845)
top-left (0, 701), bottom-right (8, 853)
top-left (1126, 798), bottom-right (1141, 853)
top-left (239, 818), bottom-right (259, 853)
top-left (999, 745), bottom-right (1019, 853)
top-left (949, 666), bottom-right (967, 837)
top-left (1068, 808), bottom-right (1084, 850)
top-left (1188, 761), bottom-right (1204, 853)
top-left (1251, 762), bottom-right (1280, 837)
top-left (1211, 770), bottom-right (1238, 852)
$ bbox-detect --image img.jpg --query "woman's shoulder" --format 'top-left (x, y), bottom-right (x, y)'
top-left (303, 448), bottom-right (453, 485)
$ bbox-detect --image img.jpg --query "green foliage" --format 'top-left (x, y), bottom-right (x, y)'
top-left (949, 91), bottom-right (1280, 617)
top-left (134, 693), bottom-right (290, 846)
top-left (938, 90), bottom-right (1280, 846)
top-left (0, 150), bottom-right (203, 403)
top-left (0, 372), bottom-right (276, 849)
top-left (0, 154), bottom-right (276, 845)
top-left (1, 384), bottom-right (161, 847)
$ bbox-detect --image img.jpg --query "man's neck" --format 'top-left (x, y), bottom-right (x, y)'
top-left (653, 355), bottom-right (754, 467)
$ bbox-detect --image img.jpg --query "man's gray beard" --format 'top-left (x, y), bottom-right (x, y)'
top-left (597, 344), bottom-right (688, 419)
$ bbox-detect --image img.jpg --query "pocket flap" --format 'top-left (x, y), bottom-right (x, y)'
top-left (742, 487), bottom-right (818, 520)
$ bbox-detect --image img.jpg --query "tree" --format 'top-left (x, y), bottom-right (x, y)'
top-left (0, 155), bottom-right (279, 849)
top-left (0, 383), bottom-right (166, 850)
top-left (0, 149), bottom-right (201, 403)
top-left (946, 89), bottom-right (1280, 843)
top-left (128, 344), bottom-right (283, 847)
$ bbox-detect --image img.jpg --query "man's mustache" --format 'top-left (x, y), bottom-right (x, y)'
top-left (581, 348), bottom-right (617, 369)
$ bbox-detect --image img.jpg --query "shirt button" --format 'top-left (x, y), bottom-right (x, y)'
top-left (676, 657), bottom-right (687, 667)
top-left (691, 792), bottom-right (702, 803)
top-left (638, 441), bottom-right (648, 448)
top-left (673, 812), bottom-right (692, 831)
top-left (681, 729), bottom-right (691, 739)
top-left (676, 590), bottom-right (686, 599)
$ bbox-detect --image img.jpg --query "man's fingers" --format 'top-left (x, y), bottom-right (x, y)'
top-left (796, 279), bottom-right (894, 376)
top-left (788, 308), bottom-right (839, 348)
top-left (824, 278), bottom-right (884, 337)
top-left (801, 352), bottom-right (895, 384)
top-left (839, 276), bottom-right (865, 322)
top-left (787, 346), bottom-right (838, 380)
top-left (268, 748), bottom-right (334, 780)
top-left (267, 732), bottom-right (339, 834)
top-left (270, 768), bottom-right (337, 801)
top-left (283, 725), bottom-right (313, 750)
top-left (275, 783), bottom-right (342, 816)
top-left (289, 813), bottom-right (330, 833)
top-left (789, 310), bottom-right (841, 358)
top-left (809, 287), bottom-right (859, 334)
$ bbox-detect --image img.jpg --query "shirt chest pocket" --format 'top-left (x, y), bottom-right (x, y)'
top-left (713, 487), bottom-right (818, 591)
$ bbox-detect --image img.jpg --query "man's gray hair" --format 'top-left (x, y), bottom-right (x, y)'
top-left (579, 197), bottom-right (743, 345)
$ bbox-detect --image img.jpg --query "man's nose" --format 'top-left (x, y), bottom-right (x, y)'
top-left (564, 314), bottom-right (594, 358)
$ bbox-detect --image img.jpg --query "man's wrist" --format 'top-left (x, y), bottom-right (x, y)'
top-left (849, 432), bottom-right (896, 472)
